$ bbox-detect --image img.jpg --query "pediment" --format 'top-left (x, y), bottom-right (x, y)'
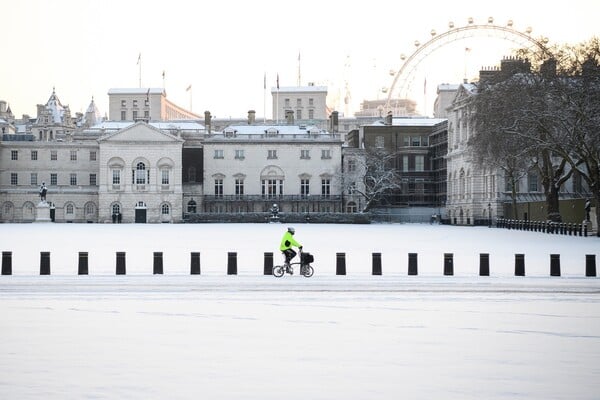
top-left (98, 121), bottom-right (184, 143)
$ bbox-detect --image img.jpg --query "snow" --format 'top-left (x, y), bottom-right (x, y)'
top-left (0, 223), bottom-right (599, 399)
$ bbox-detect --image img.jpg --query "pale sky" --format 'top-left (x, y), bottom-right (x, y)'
top-left (2, 0), bottom-right (598, 120)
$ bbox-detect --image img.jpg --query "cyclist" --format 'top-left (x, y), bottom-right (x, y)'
top-left (280, 227), bottom-right (302, 268)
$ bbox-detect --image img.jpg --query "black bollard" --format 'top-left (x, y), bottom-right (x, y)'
top-left (78, 252), bottom-right (89, 275)
top-left (1, 251), bottom-right (12, 275)
top-left (515, 254), bottom-right (525, 276)
top-left (585, 254), bottom-right (597, 277)
top-left (264, 252), bottom-right (273, 275)
top-left (116, 252), bottom-right (126, 275)
top-left (408, 253), bottom-right (418, 275)
top-left (153, 252), bottom-right (163, 275)
top-left (372, 252), bottom-right (382, 275)
top-left (227, 252), bottom-right (237, 275)
top-left (443, 253), bottom-right (454, 276)
top-left (550, 254), bottom-right (561, 277)
top-left (190, 252), bottom-right (201, 275)
top-left (336, 252), bottom-right (346, 275)
top-left (479, 253), bottom-right (490, 276)
top-left (40, 251), bottom-right (50, 275)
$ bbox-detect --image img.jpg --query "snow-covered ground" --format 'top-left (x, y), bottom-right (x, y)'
top-left (1, 223), bottom-right (599, 399)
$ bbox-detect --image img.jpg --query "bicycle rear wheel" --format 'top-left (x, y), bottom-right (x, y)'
top-left (302, 265), bottom-right (314, 277)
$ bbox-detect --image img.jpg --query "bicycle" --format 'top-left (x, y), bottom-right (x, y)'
top-left (273, 250), bottom-right (314, 277)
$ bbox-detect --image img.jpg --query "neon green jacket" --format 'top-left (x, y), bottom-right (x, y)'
top-left (280, 231), bottom-right (301, 251)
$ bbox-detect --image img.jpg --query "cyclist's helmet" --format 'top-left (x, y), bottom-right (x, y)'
top-left (287, 227), bottom-right (295, 234)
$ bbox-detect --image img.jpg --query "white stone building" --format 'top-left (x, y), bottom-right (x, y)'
top-left (202, 124), bottom-right (343, 214)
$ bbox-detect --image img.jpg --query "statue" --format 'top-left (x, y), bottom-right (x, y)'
top-left (39, 182), bottom-right (48, 203)
top-left (269, 203), bottom-right (280, 223)
top-left (585, 198), bottom-right (591, 222)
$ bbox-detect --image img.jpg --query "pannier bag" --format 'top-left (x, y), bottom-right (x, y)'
top-left (301, 252), bottom-right (314, 264)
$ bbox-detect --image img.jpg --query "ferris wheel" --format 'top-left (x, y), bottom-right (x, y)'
top-left (384, 17), bottom-right (550, 116)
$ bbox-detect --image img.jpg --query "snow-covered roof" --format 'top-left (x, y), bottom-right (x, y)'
top-left (368, 117), bottom-right (447, 127)
top-left (221, 124), bottom-right (322, 135)
top-left (270, 86), bottom-right (327, 93)
top-left (87, 120), bottom-right (204, 132)
top-left (437, 84), bottom-right (460, 92)
top-left (0, 118), bottom-right (7, 124)
top-left (107, 88), bottom-right (165, 95)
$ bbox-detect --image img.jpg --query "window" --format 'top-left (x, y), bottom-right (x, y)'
top-left (51, 150), bottom-right (57, 161)
top-left (321, 149), bottom-right (331, 159)
top-left (70, 173), bottom-right (77, 186)
top-left (121, 111), bottom-right (126, 121)
top-left (412, 136), bottom-right (421, 146)
top-left (187, 200), bottom-right (197, 213)
top-left (31, 150), bottom-right (38, 161)
top-left (528, 173), bottom-right (539, 192)
top-left (10, 173), bottom-right (17, 185)
top-left (135, 162), bottom-right (147, 184)
top-left (297, 98), bottom-right (302, 107)
top-left (347, 159), bottom-right (356, 172)
top-left (144, 110), bottom-right (149, 119)
top-left (321, 178), bottom-right (331, 197)
top-left (301, 179), bottom-right (310, 197)
top-left (89, 151), bottom-right (96, 161)
top-left (161, 204), bottom-right (170, 215)
top-left (50, 173), bottom-right (57, 185)
top-left (31, 173), bottom-right (37, 185)
top-left (161, 169), bottom-right (169, 185)
top-left (133, 100), bottom-right (138, 108)
top-left (132, 110), bottom-right (138, 120)
top-left (421, 136), bottom-right (429, 146)
top-left (375, 136), bottom-right (384, 148)
top-left (70, 150), bottom-right (77, 161)
top-left (214, 149), bottom-right (224, 159)
top-left (403, 136), bottom-right (410, 146)
top-left (90, 174), bottom-right (97, 186)
top-left (309, 98), bottom-right (314, 106)
top-left (262, 179), bottom-right (282, 198)
top-left (112, 204), bottom-right (121, 215)
top-left (308, 109), bottom-right (314, 120)
top-left (214, 179), bottom-right (223, 197)
top-left (145, 99), bottom-right (150, 107)
top-left (403, 155), bottom-right (409, 172)
top-left (296, 110), bottom-right (302, 120)
top-left (346, 202), bottom-right (358, 213)
top-left (284, 99), bottom-right (290, 107)
top-left (85, 203), bottom-right (95, 215)
top-left (235, 150), bottom-right (244, 160)
top-left (121, 100), bottom-right (126, 107)
top-left (66, 204), bottom-right (74, 215)
top-left (415, 155), bottom-right (424, 172)
top-left (112, 169), bottom-right (121, 185)
top-left (301, 149), bottom-right (310, 159)
top-left (235, 179), bottom-right (244, 197)
top-left (11, 150), bottom-right (18, 160)
top-left (267, 150), bottom-right (277, 159)
top-left (188, 167), bottom-right (196, 182)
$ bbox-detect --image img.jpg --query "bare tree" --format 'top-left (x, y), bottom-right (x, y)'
top-left (339, 147), bottom-right (402, 212)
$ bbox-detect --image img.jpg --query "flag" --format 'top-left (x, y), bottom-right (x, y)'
top-left (276, 73), bottom-right (279, 89)
top-left (186, 84), bottom-right (192, 92)
top-left (137, 53), bottom-right (141, 65)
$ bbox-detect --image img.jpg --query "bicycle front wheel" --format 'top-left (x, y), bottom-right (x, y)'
top-left (273, 265), bottom-right (284, 277)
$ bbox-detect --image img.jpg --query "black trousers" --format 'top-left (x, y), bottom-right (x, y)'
top-left (282, 249), bottom-right (297, 263)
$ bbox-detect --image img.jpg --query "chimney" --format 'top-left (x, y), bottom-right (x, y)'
top-left (248, 110), bottom-right (256, 125)
top-left (330, 110), bottom-right (339, 133)
top-left (285, 110), bottom-right (294, 125)
top-left (204, 111), bottom-right (212, 134)
top-left (385, 111), bottom-right (393, 125)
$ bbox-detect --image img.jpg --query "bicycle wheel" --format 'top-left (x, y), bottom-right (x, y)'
top-left (302, 265), bottom-right (314, 277)
top-left (273, 265), bottom-right (284, 277)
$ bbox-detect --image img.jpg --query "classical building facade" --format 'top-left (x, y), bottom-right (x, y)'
top-left (202, 124), bottom-right (344, 214)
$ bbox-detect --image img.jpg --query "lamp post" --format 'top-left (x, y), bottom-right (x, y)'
top-left (488, 203), bottom-right (492, 228)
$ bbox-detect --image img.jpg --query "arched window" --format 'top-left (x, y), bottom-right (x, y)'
top-left (111, 203), bottom-right (121, 215)
top-left (66, 204), bottom-right (74, 214)
top-left (135, 162), bottom-right (147, 184)
top-left (161, 204), bottom-right (170, 215)
top-left (187, 200), bottom-right (197, 213)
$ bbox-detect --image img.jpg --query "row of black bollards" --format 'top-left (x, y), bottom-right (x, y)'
top-left (0, 250), bottom-right (597, 277)
top-left (497, 218), bottom-right (589, 237)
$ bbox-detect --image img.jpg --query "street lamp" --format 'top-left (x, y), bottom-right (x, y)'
top-left (488, 203), bottom-right (492, 228)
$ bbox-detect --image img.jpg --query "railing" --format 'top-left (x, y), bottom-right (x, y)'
top-left (202, 194), bottom-right (342, 202)
top-left (496, 218), bottom-right (591, 237)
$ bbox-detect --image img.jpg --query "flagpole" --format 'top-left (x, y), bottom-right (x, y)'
top-left (276, 73), bottom-right (279, 124)
top-left (263, 72), bottom-right (266, 123)
top-left (137, 53), bottom-right (142, 88)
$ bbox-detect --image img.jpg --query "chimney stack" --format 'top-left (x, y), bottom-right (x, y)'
top-left (204, 111), bottom-right (212, 134)
top-left (248, 110), bottom-right (256, 125)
